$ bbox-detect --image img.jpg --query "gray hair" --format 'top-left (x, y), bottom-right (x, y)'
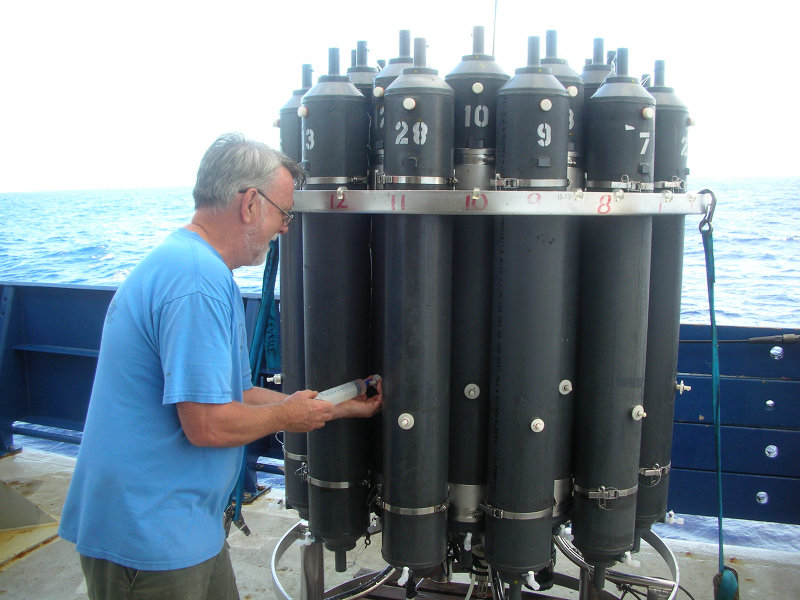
top-left (192, 132), bottom-right (305, 210)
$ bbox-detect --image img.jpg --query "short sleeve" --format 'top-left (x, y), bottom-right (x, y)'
top-left (157, 292), bottom-right (235, 405)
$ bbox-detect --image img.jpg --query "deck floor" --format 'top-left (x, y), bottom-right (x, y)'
top-left (1, 448), bottom-right (797, 599)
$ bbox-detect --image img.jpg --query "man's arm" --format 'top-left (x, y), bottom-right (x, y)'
top-left (242, 386), bottom-right (288, 406)
top-left (178, 380), bottom-right (383, 448)
top-left (177, 389), bottom-right (334, 447)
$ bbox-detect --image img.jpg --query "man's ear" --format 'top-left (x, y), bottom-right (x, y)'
top-left (240, 189), bottom-right (257, 225)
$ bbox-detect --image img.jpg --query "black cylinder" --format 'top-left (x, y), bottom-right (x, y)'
top-left (278, 64), bottom-right (312, 164)
top-left (636, 215), bottom-right (685, 532)
top-left (447, 215), bottom-right (494, 533)
top-left (584, 49), bottom-right (656, 191)
top-left (381, 214), bottom-right (452, 573)
top-left (279, 210), bottom-right (308, 519)
top-left (304, 212), bottom-right (372, 561)
top-left (542, 30), bottom-right (584, 190)
top-left (496, 37), bottom-right (569, 190)
top-left (301, 48), bottom-right (370, 189)
top-left (346, 41), bottom-right (378, 177)
top-left (445, 26), bottom-right (509, 190)
top-left (580, 38), bottom-right (613, 100)
top-left (646, 61), bottom-right (690, 191)
top-left (572, 216), bottom-right (652, 573)
top-left (347, 40), bottom-right (378, 100)
top-left (278, 64), bottom-right (311, 518)
top-left (373, 31), bottom-right (413, 178)
top-left (383, 38), bottom-right (454, 190)
top-left (486, 215), bottom-right (579, 581)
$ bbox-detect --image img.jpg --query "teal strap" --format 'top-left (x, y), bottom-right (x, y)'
top-left (699, 189), bottom-right (730, 581)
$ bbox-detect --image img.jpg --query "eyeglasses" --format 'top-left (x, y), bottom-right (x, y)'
top-left (239, 188), bottom-right (294, 227)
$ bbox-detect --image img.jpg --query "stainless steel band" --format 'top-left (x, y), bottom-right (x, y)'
top-left (552, 477), bottom-right (573, 518)
top-left (573, 483), bottom-right (639, 500)
top-left (380, 174), bottom-right (451, 185)
top-left (454, 148), bottom-right (495, 165)
top-left (639, 462), bottom-right (672, 478)
top-left (305, 176), bottom-right (368, 185)
top-left (655, 180), bottom-right (686, 191)
top-left (567, 151), bottom-right (581, 167)
top-left (447, 483), bottom-right (484, 523)
top-left (586, 180), bottom-right (655, 192)
top-left (306, 476), bottom-right (365, 490)
top-left (494, 178), bottom-right (570, 189)
top-left (479, 503), bottom-right (552, 521)
top-left (379, 499), bottom-right (449, 516)
top-left (283, 450), bottom-right (307, 462)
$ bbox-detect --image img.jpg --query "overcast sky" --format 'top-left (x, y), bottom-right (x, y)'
top-left (0, 0), bottom-right (796, 192)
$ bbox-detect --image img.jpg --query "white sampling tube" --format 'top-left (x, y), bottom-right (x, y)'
top-left (316, 375), bottom-right (381, 405)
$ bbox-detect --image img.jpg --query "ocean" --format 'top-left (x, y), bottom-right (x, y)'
top-left (1, 179), bottom-right (799, 553)
top-left (1, 178), bottom-right (798, 327)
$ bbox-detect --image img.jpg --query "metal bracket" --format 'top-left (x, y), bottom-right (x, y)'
top-left (640, 463), bottom-right (671, 478)
top-left (306, 475), bottom-right (368, 490)
top-left (479, 503), bottom-right (552, 521)
top-left (378, 497), bottom-right (449, 516)
top-left (573, 483), bottom-right (638, 510)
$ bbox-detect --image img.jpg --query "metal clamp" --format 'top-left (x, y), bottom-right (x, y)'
top-left (283, 450), bottom-right (307, 462)
top-left (698, 188), bottom-right (717, 233)
top-left (574, 483), bottom-right (638, 510)
top-left (479, 503), bottom-right (552, 521)
top-left (305, 176), bottom-right (368, 185)
top-left (378, 174), bottom-right (453, 186)
top-left (573, 483), bottom-right (638, 500)
top-left (585, 178), bottom-right (655, 192)
top-left (639, 462), bottom-right (671, 487)
top-left (640, 463), bottom-right (671, 478)
top-left (654, 178), bottom-right (686, 192)
top-left (379, 498), bottom-right (449, 516)
top-left (492, 176), bottom-right (569, 190)
top-left (454, 148), bottom-right (495, 165)
top-left (306, 475), bottom-right (367, 490)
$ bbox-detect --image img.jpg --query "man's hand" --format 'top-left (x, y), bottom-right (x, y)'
top-left (281, 390), bottom-right (335, 432)
top-left (333, 377), bottom-right (383, 419)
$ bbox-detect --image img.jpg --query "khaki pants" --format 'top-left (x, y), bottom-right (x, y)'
top-left (79, 543), bottom-right (239, 600)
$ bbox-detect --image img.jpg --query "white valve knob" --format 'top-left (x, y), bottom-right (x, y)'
top-left (472, 82), bottom-right (484, 94)
top-left (559, 379), bottom-right (573, 395)
top-left (642, 106), bottom-right (655, 119)
top-left (566, 85), bottom-right (578, 97)
top-left (297, 106), bottom-right (309, 118)
top-left (402, 97), bottom-right (416, 110)
top-left (373, 86), bottom-right (385, 98)
top-left (621, 551), bottom-right (641, 568)
top-left (675, 380), bottom-right (692, 394)
top-left (530, 418), bottom-right (545, 433)
top-left (665, 510), bottom-right (685, 525)
top-left (631, 405), bottom-right (647, 420)
top-left (540, 98), bottom-right (552, 111)
top-left (526, 571), bottom-right (540, 590)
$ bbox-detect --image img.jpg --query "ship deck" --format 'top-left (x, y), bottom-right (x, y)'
top-left (1, 447), bottom-right (797, 600)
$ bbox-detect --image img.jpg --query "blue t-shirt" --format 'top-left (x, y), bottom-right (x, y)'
top-left (59, 228), bottom-right (252, 570)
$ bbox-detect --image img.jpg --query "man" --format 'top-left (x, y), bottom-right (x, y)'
top-left (58, 133), bottom-right (382, 599)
